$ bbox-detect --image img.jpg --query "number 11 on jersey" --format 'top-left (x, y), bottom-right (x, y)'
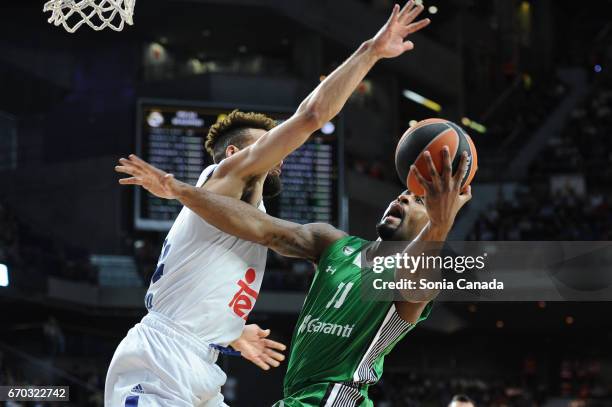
top-left (326, 282), bottom-right (354, 309)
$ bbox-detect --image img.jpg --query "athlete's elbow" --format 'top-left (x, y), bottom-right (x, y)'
top-left (298, 103), bottom-right (325, 131)
top-left (247, 221), bottom-right (273, 247)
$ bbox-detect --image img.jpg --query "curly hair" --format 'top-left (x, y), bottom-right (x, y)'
top-left (205, 110), bottom-right (277, 163)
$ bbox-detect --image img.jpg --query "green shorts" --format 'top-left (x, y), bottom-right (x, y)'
top-left (272, 383), bottom-right (371, 407)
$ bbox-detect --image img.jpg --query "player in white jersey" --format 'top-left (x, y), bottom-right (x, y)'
top-left (111, 2), bottom-right (430, 405)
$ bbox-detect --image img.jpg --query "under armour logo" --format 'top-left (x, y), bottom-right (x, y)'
top-left (325, 266), bottom-right (336, 275)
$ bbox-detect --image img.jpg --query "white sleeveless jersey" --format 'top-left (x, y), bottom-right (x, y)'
top-left (144, 164), bottom-right (268, 346)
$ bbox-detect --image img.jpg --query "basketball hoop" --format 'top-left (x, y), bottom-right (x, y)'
top-left (43, 0), bottom-right (136, 33)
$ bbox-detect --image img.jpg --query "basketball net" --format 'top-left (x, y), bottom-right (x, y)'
top-left (43, 0), bottom-right (136, 33)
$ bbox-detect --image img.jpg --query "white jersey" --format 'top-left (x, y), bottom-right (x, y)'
top-left (144, 164), bottom-right (268, 346)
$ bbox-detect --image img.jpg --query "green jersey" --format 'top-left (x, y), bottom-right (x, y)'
top-left (282, 236), bottom-right (432, 403)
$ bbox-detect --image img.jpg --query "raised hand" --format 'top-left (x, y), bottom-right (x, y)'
top-left (370, 1), bottom-right (431, 59)
top-left (230, 324), bottom-right (286, 371)
top-left (115, 154), bottom-right (185, 199)
top-left (409, 146), bottom-right (472, 230)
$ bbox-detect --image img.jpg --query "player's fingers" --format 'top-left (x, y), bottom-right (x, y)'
top-left (387, 3), bottom-right (400, 24)
top-left (458, 193), bottom-right (472, 209)
top-left (128, 153), bottom-right (145, 164)
top-left (453, 151), bottom-right (469, 187)
top-left (264, 348), bottom-right (286, 362)
top-left (249, 323), bottom-right (261, 331)
top-left (441, 146), bottom-right (452, 182)
top-left (402, 2), bottom-right (424, 24)
top-left (423, 150), bottom-right (440, 182)
top-left (118, 158), bottom-right (141, 171)
top-left (459, 185), bottom-right (472, 202)
top-left (262, 354), bottom-right (281, 368)
top-left (123, 155), bottom-right (145, 170)
top-left (410, 165), bottom-right (432, 193)
top-left (402, 40), bottom-right (415, 52)
top-left (252, 357), bottom-right (270, 371)
top-left (403, 18), bottom-right (430, 35)
top-left (263, 338), bottom-right (287, 351)
top-left (258, 328), bottom-right (271, 338)
top-left (118, 177), bottom-right (143, 185)
top-left (128, 154), bottom-right (157, 172)
top-left (115, 165), bottom-right (139, 176)
top-left (398, 0), bottom-right (414, 19)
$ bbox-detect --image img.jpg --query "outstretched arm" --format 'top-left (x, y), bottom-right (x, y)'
top-left (178, 182), bottom-right (345, 262)
top-left (116, 155), bottom-right (346, 262)
top-left (213, 1), bottom-right (430, 183)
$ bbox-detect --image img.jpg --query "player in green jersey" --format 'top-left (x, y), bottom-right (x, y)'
top-left (116, 141), bottom-right (472, 405)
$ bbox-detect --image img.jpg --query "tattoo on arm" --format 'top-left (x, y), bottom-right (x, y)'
top-left (267, 223), bottom-right (344, 263)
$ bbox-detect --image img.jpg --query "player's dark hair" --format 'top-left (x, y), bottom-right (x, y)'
top-left (451, 394), bottom-right (475, 405)
top-left (205, 109), bottom-right (276, 163)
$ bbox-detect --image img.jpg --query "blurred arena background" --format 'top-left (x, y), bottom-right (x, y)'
top-left (1, 0), bottom-right (612, 405)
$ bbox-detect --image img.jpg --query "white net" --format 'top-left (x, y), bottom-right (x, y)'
top-left (43, 0), bottom-right (136, 33)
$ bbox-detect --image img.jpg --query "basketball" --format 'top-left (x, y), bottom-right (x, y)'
top-left (395, 118), bottom-right (478, 196)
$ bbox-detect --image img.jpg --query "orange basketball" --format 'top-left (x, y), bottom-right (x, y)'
top-left (395, 118), bottom-right (478, 196)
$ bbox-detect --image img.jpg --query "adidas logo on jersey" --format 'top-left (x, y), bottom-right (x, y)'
top-left (298, 314), bottom-right (354, 338)
top-left (131, 384), bottom-right (144, 394)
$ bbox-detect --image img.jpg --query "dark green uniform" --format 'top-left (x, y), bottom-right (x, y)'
top-left (274, 236), bottom-right (432, 406)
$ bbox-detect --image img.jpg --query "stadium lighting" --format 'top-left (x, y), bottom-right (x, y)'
top-left (594, 64), bottom-right (602, 73)
top-left (0, 264), bottom-right (8, 287)
top-left (428, 5), bottom-right (438, 14)
top-left (520, 1), bottom-right (530, 13)
top-left (402, 89), bottom-right (442, 112)
top-left (321, 121), bottom-right (335, 135)
top-left (461, 117), bottom-right (487, 134)
top-left (148, 42), bottom-right (167, 63)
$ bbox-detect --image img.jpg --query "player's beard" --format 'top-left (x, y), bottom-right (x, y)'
top-left (263, 173), bottom-right (282, 199)
top-left (376, 221), bottom-right (398, 241)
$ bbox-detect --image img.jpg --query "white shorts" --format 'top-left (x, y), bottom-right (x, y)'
top-left (105, 312), bottom-right (228, 407)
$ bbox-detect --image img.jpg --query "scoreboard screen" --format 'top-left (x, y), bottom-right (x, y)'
top-left (135, 99), bottom-right (345, 231)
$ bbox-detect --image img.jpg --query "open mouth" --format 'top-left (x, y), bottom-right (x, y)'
top-left (385, 202), bottom-right (405, 221)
